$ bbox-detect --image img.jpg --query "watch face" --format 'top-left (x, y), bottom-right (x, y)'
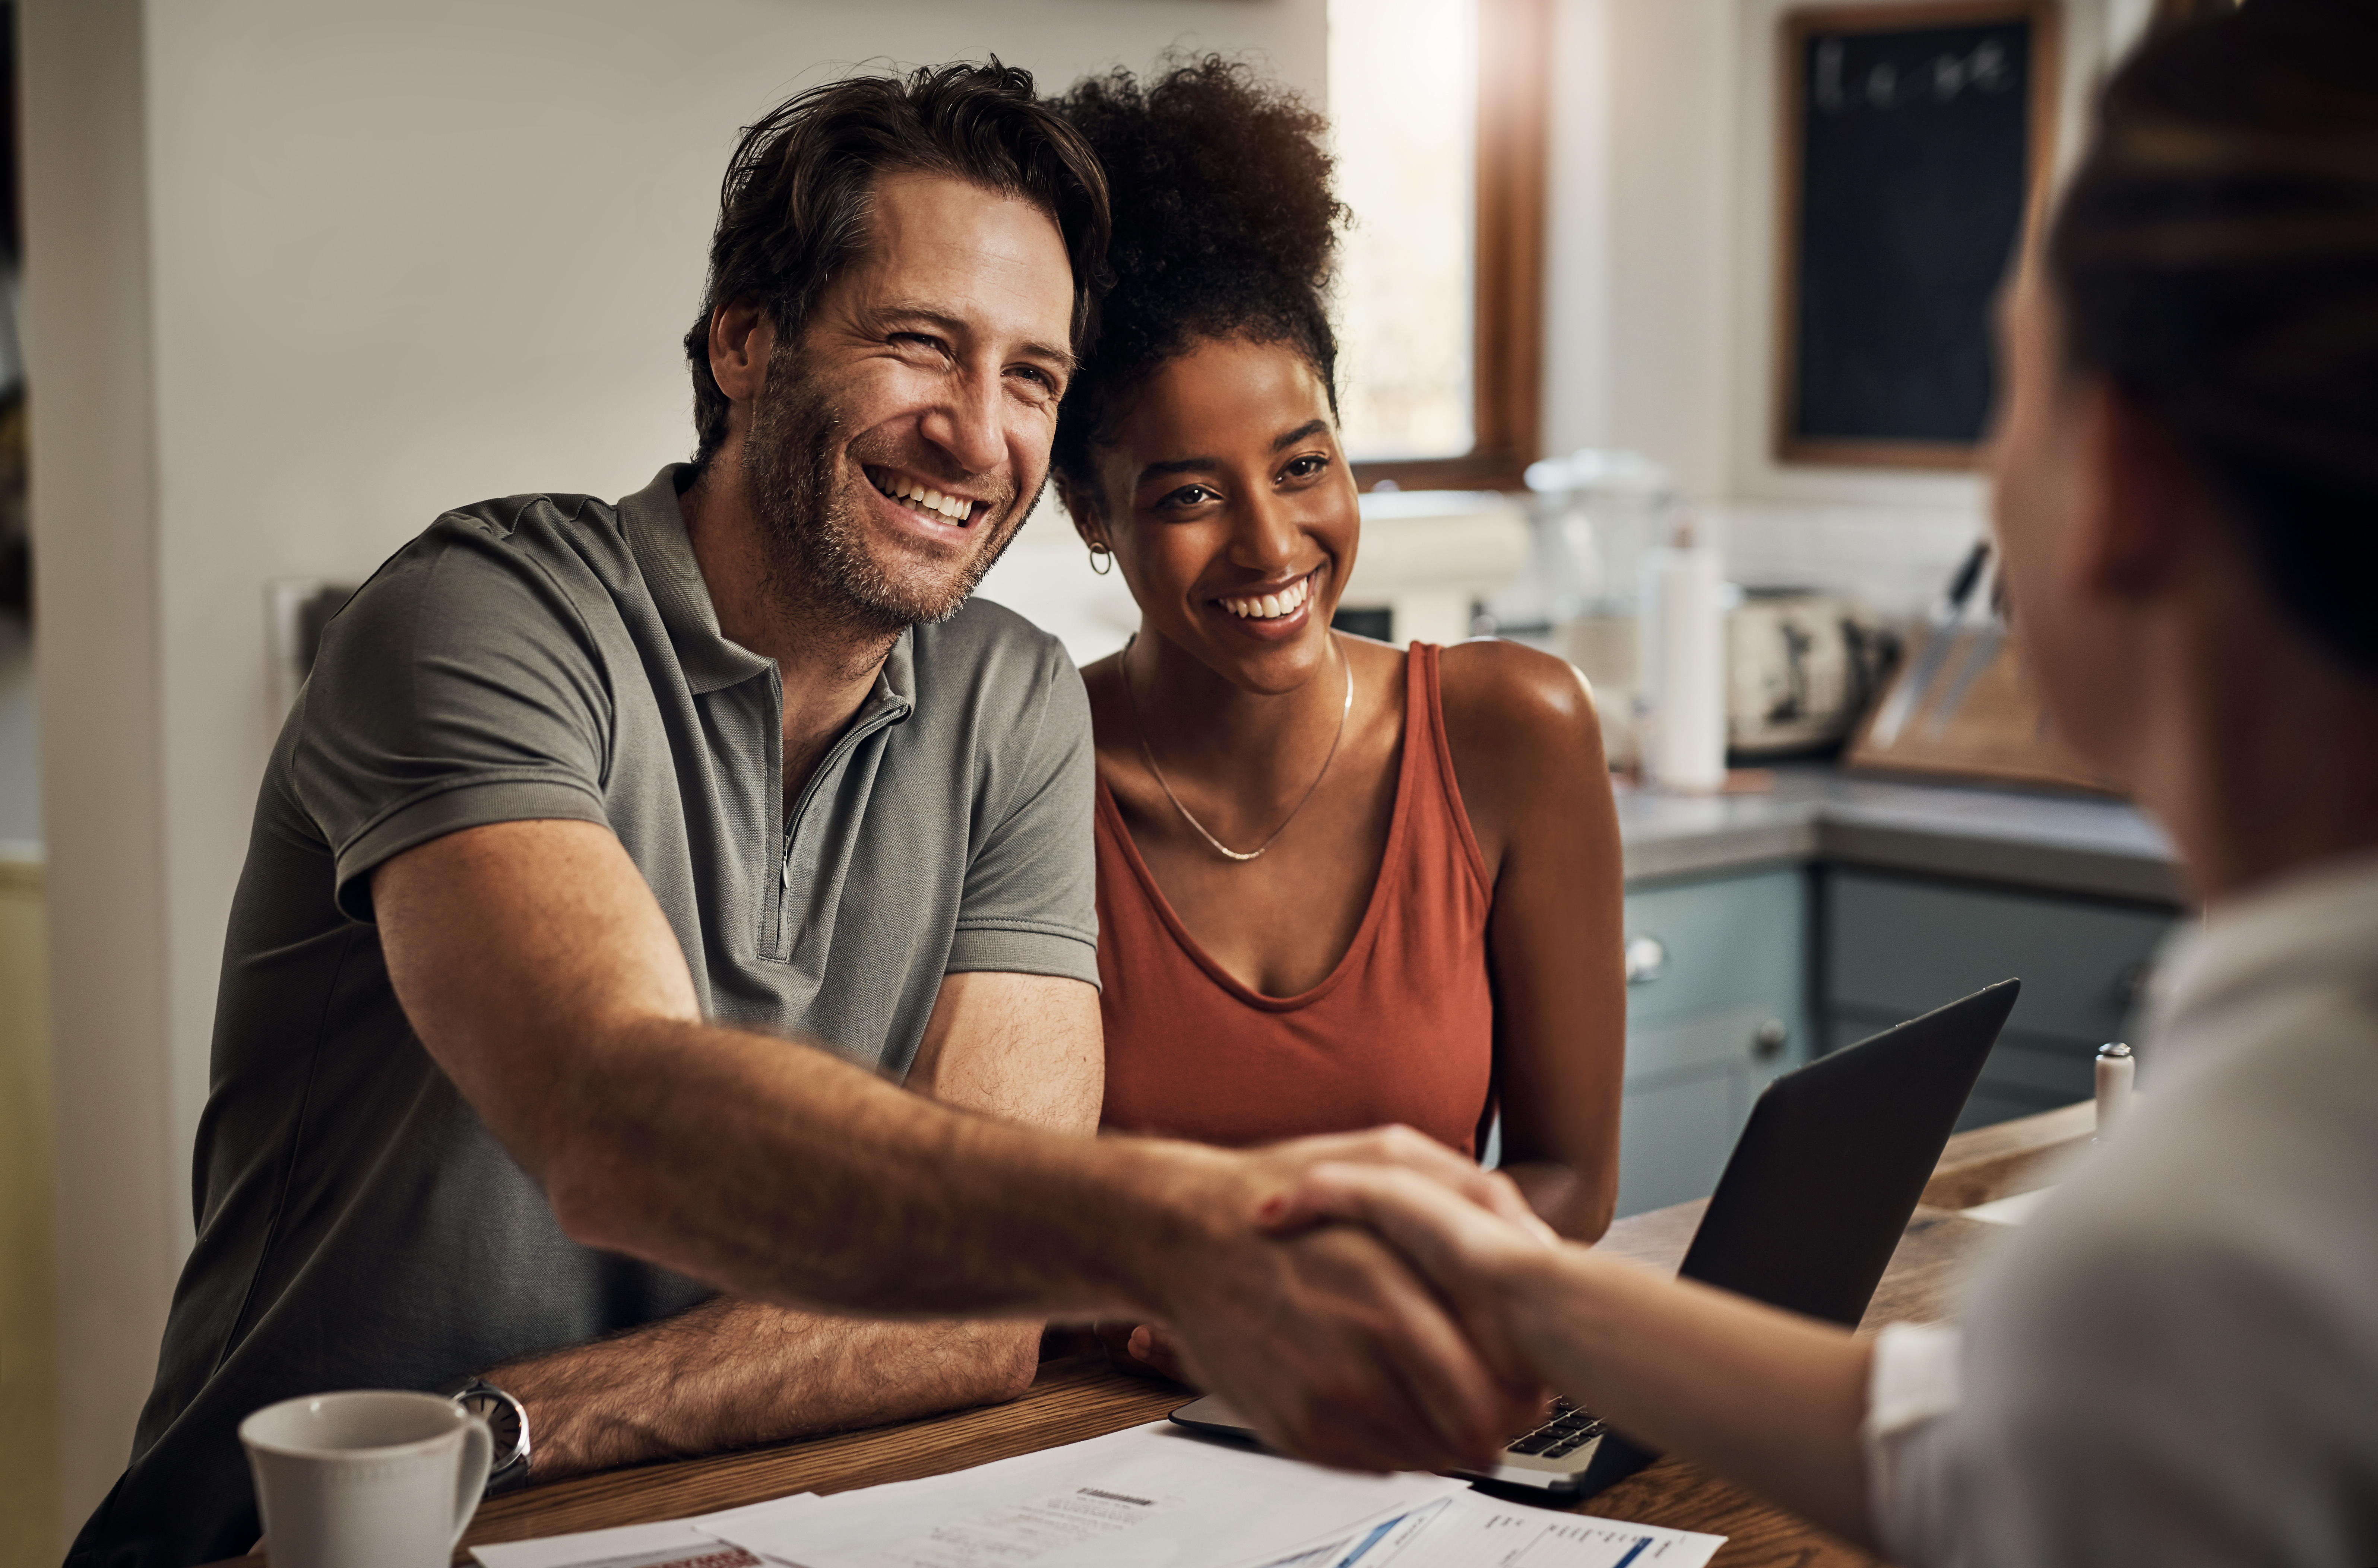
top-left (457, 1388), bottom-right (528, 1467)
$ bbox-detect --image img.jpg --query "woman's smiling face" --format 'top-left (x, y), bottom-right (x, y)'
top-left (1073, 335), bottom-right (1360, 695)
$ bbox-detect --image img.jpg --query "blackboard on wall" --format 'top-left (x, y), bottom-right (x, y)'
top-left (1776, 2), bottom-right (2059, 468)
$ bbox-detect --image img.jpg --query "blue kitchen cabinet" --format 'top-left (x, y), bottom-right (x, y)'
top-left (1601, 846), bottom-right (2182, 1218)
top-left (1615, 866), bottom-right (1811, 1216)
top-left (1821, 869), bottom-right (2182, 1131)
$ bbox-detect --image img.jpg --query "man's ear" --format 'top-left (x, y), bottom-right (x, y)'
top-left (2079, 386), bottom-right (2199, 603)
top-left (708, 302), bottom-right (774, 407)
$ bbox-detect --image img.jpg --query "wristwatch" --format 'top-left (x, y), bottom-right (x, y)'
top-left (440, 1377), bottom-right (533, 1496)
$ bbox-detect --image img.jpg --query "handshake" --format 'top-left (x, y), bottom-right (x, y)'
top-left (1096, 1125), bottom-right (1592, 1477)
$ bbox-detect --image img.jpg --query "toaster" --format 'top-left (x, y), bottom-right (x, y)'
top-left (1726, 589), bottom-right (1890, 758)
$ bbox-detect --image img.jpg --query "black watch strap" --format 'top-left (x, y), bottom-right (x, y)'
top-left (440, 1377), bottom-right (532, 1496)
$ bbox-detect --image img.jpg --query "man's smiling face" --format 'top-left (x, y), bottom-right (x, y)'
top-left (742, 170), bottom-right (1078, 630)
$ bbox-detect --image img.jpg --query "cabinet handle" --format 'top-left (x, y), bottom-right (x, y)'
top-left (1752, 1018), bottom-right (1789, 1059)
top-left (1624, 936), bottom-right (1668, 986)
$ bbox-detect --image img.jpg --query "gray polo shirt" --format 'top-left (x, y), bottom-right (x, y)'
top-left (72, 466), bottom-right (1098, 1568)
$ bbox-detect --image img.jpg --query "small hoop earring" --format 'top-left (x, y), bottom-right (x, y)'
top-left (1087, 541), bottom-right (1114, 576)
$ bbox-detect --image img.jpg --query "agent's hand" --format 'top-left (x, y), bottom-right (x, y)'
top-left (1267, 1153), bottom-right (1883, 1550)
top-left (1134, 1125), bottom-right (1553, 1474)
top-left (1250, 1125), bottom-right (1558, 1241)
top-left (1260, 1154), bottom-right (1568, 1385)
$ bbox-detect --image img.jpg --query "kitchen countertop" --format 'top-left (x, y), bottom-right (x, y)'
top-left (1617, 765), bottom-right (2184, 905)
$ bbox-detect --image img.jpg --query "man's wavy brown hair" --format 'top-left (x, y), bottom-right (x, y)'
top-left (684, 61), bottom-right (1111, 473)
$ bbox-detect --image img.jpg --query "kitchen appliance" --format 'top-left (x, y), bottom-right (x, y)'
top-left (1496, 449), bottom-right (1677, 770)
top-left (1334, 488), bottom-right (1531, 648)
top-left (1726, 587), bottom-right (1888, 759)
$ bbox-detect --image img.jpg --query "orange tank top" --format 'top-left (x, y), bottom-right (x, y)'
top-left (1095, 643), bottom-right (1495, 1155)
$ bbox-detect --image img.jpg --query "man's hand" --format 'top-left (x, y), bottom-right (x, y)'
top-left (1096, 1319), bottom-right (1189, 1382)
top-left (1124, 1127), bottom-right (1555, 1474)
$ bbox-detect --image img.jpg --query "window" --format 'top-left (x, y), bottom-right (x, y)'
top-left (1328, 0), bottom-right (1549, 491)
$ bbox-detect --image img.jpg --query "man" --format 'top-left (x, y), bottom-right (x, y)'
top-left (73, 63), bottom-right (1539, 1568)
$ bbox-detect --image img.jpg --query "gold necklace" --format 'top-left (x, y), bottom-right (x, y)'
top-left (1120, 631), bottom-right (1353, 863)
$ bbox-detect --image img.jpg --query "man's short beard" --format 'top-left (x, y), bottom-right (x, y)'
top-left (741, 343), bottom-right (1030, 637)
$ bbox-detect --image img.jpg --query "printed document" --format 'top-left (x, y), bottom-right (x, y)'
top-left (470, 1421), bottom-right (1724, 1568)
top-left (471, 1519), bottom-right (765, 1568)
top-left (1348, 1491), bottom-right (1724, 1568)
top-left (703, 1422), bottom-right (1469, 1568)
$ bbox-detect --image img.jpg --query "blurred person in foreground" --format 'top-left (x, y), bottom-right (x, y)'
top-left (1277, 4), bottom-right (2378, 1562)
top-left (73, 62), bottom-right (1542, 1568)
top-left (1039, 59), bottom-right (1624, 1379)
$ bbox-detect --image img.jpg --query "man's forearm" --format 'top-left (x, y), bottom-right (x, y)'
top-left (488, 1297), bottom-right (1040, 1480)
top-left (526, 1016), bottom-right (1229, 1321)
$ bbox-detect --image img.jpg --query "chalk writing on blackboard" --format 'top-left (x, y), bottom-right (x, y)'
top-left (1812, 33), bottom-right (2014, 111)
top-left (1776, 4), bottom-right (2059, 469)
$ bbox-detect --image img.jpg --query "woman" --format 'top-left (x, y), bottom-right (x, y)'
top-left (1279, 3), bottom-right (2378, 1562)
top-left (1045, 62), bottom-right (1626, 1244)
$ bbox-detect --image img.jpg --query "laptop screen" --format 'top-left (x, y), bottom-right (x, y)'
top-left (1674, 979), bottom-right (2020, 1327)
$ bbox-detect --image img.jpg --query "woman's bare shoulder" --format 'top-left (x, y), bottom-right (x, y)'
top-left (1433, 639), bottom-right (1614, 864)
top-left (1437, 638), bottom-right (1603, 754)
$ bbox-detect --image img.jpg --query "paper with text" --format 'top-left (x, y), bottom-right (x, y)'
top-left (471, 1517), bottom-right (775, 1568)
top-left (700, 1423), bottom-right (1468, 1568)
top-left (470, 1428), bottom-right (1725, 1568)
top-left (1359, 1492), bottom-right (1725, 1568)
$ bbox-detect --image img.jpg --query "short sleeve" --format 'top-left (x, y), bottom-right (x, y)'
top-left (944, 648), bottom-right (1099, 987)
top-left (294, 519), bottom-right (615, 923)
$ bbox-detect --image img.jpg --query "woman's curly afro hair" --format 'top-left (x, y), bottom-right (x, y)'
top-left (1047, 56), bottom-right (1347, 513)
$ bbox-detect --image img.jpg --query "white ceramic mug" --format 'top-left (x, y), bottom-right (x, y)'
top-left (240, 1390), bottom-right (493, 1568)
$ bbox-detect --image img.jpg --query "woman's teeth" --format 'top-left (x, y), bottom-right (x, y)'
top-left (1220, 574), bottom-right (1313, 620)
top-left (870, 473), bottom-right (972, 524)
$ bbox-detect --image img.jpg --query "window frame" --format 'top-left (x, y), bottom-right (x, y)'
top-left (1346, 0), bottom-right (1551, 494)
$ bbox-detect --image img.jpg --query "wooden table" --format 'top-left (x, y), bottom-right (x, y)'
top-left (215, 1101), bottom-right (2094, 1568)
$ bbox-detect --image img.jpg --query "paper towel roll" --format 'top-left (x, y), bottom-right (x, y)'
top-left (1638, 540), bottom-right (1726, 792)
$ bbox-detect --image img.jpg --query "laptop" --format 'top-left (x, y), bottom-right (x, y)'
top-left (1170, 978), bottom-right (2020, 1499)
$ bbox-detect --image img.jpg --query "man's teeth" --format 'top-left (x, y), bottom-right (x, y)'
top-left (872, 473), bottom-right (972, 523)
top-left (1220, 575), bottom-right (1313, 620)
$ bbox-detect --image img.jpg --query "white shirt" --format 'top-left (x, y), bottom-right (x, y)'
top-left (1864, 850), bottom-right (2378, 1567)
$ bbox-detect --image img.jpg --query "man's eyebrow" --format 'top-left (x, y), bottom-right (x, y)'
top-left (1026, 339), bottom-right (1080, 375)
top-left (873, 304), bottom-right (1078, 375)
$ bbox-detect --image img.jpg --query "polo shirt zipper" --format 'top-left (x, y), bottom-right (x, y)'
top-left (774, 700), bottom-right (910, 950)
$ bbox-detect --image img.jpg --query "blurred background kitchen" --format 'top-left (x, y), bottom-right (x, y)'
top-left (0, 0), bottom-right (2176, 1560)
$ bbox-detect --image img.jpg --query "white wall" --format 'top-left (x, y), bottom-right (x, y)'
top-left (28, 0), bottom-right (1322, 1536)
top-left (24, 0), bottom-right (174, 1545)
top-left (1541, 0), bottom-right (2155, 614)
